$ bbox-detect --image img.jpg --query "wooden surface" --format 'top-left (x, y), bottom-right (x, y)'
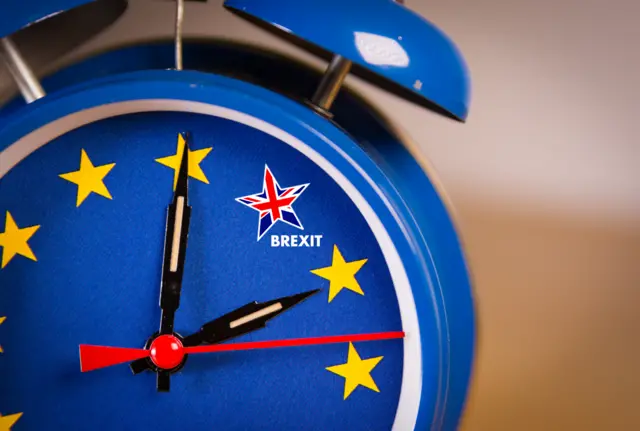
top-left (456, 200), bottom-right (640, 430)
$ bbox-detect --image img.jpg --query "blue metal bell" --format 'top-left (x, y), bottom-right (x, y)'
top-left (0, 0), bottom-right (95, 38)
top-left (225, 0), bottom-right (470, 120)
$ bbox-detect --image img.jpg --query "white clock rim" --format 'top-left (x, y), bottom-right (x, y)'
top-left (0, 99), bottom-right (423, 430)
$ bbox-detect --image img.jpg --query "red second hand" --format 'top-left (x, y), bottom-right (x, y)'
top-left (185, 331), bottom-right (405, 354)
top-left (79, 331), bottom-right (405, 373)
top-left (79, 346), bottom-right (149, 372)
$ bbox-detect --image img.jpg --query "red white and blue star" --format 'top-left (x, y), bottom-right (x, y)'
top-left (236, 165), bottom-right (309, 240)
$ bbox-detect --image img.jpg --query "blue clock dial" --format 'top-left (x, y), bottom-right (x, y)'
top-left (0, 111), bottom-right (412, 430)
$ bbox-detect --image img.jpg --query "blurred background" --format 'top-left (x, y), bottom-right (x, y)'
top-left (1, 0), bottom-right (638, 429)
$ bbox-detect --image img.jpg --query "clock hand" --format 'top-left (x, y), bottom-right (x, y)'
top-left (156, 132), bottom-right (192, 391)
top-left (159, 133), bottom-right (191, 335)
top-left (184, 331), bottom-right (405, 354)
top-left (183, 288), bottom-right (321, 346)
top-left (79, 331), bottom-right (405, 372)
top-left (130, 288), bottom-right (320, 374)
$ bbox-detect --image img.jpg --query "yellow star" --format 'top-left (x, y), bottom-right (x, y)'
top-left (155, 133), bottom-right (212, 189)
top-left (310, 245), bottom-right (368, 302)
top-left (0, 212), bottom-right (40, 269)
top-left (326, 342), bottom-right (383, 399)
top-left (0, 412), bottom-right (22, 430)
top-left (59, 149), bottom-right (115, 207)
top-left (0, 316), bottom-right (5, 353)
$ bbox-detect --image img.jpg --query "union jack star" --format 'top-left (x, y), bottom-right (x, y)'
top-left (236, 165), bottom-right (309, 241)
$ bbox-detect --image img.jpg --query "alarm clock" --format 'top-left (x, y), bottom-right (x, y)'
top-left (0, 0), bottom-right (475, 430)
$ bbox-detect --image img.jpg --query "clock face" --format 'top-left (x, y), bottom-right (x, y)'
top-left (0, 108), bottom-right (428, 430)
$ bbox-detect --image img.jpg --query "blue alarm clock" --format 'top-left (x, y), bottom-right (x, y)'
top-left (0, 1), bottom-right (475, 430)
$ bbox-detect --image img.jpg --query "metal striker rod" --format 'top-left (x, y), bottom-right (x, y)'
top-left (310, 0), bottom-right (403, 112)
top-left (174, 0), bottom-right (185, 70)
top-left (0, 37), bottom-right (45, 103)
top-left (311, 55), bottom-right (352, 111)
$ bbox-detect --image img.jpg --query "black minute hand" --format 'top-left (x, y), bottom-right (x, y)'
top-left (156, 133), bottom-right (192, 391)
top-left (159, 134), bottom-right (191, 334)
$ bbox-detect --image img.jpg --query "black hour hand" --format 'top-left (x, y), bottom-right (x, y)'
top-left (129, 289), bottom-right (319, 375)
top-left (183, 288), bottom-right (320, 347)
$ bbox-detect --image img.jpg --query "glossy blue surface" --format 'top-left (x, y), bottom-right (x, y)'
top-left (224, 0), bottom-right (470, 120)
top-left (0, 70), bottom-right (475, 429)
top-left (1, 111), bottom-right (405, 430)
top-left (0, 0), bottom-right (94, 38)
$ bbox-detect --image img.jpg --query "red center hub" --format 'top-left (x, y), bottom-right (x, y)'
top-left (149, 334), bottom-right (185, 370)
